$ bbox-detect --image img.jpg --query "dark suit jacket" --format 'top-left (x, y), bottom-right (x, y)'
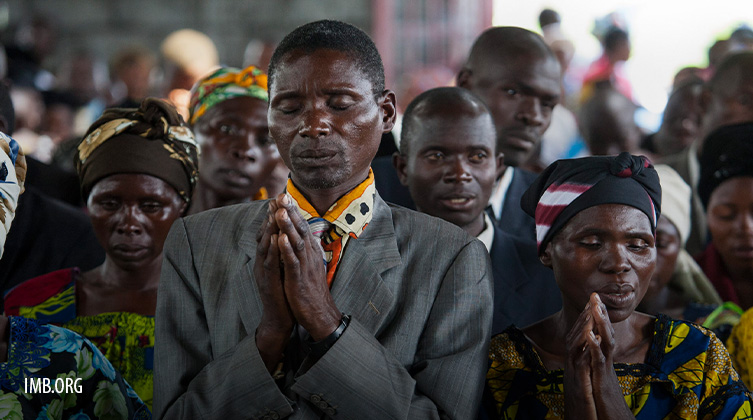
top-left (155, 194), bottom-right (493, 419)
top-left (493, 167), bottom-right (538, 241)
top-left (488, 226), bottom-right (561, 335)
top-left (371, 155), bottom-right (415, 209)
top-left (0, 187), bottom-right (104, 299)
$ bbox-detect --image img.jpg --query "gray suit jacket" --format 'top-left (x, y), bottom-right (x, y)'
top-left (154, 194), bottom-right (494, 419)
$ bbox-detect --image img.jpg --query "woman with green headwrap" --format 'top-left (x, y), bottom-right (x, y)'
top-left (187, 65), bottom-right (285, 214)
top-left (5, 98), bottom-right (199, 410)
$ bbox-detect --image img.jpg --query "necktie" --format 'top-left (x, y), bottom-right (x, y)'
top-left (307, 217), bottom-right (329, 266)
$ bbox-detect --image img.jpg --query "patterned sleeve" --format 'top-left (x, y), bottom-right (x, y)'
top-left (727, 308), bottom-right (753, 391)
top-left (0, 317), bottom-right (151, 419)
top-left (696, 326), bottom-right (753, 420)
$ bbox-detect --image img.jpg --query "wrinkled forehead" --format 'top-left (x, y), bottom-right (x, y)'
top-left (272, 48), bottom-right (370, 90)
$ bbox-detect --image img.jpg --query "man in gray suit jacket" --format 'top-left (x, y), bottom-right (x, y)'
top-left (154, 20), bottom-right (493, 420)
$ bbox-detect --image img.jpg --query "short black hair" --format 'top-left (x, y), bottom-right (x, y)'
top-left (539, 9), bottom-right (561, 29)
top-left (400, 87), bottom-right (492, 158)
top-left (0, 82), bottom-right (15, 134)
top-left (268, 20), bottom-right (385, 95)
top-left (603, 27), bottom-right (629, 52)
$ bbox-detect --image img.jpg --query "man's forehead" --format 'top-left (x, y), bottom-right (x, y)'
top-left (476, 53), bottom-right (558, 79)
top-left (414, 114), bottom-right (496, 150)
top-left (272, 49), bottom-right (372, 89)
top-left (278, 48), bottom-right (358, 72)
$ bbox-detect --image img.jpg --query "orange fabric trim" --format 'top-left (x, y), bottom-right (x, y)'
top-left (286, 181), bottom-right (319, 217)
top-left (323, 169), bottom-right (375, 222)
top-left (322, 240), bottom-right (342, 287)
top-left (284, 169), bottom-right (374, 221)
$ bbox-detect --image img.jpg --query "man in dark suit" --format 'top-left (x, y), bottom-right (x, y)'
top-left (155, 20), bottom-right (493, 419)
top-left (394, 87), bottom-right (560, 335)
top-left (457, 27), bottom-right (561, 240)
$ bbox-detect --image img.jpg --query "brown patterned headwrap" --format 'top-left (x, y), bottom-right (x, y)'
top-left (75, 98), bottom-right (199, 203)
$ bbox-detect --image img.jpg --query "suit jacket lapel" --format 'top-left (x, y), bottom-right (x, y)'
top-left (235, 202), bottom-right (270, 336)
top-left (330, 194), bottom-right (400, 336)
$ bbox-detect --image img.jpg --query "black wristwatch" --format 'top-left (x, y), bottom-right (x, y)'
top-left (307, 313), bottom-right (351, 359)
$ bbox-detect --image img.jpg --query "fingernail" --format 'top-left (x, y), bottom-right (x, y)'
top-left (281, 194), bottom-right (290, 205)
top-left (281, 211), bottom-right (288, 220)
top-left (282, 234), bottom-right (289, 244)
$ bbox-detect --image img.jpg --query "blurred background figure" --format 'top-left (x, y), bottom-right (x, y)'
top-left (637, 165), bottom-right (732, 338)
top-left (535, 8), bottom-right (584, 169)
top-left (578, 82), bottom-right (645, 157)
top-left (696, 123), bottom-right (753, 312)
top-left (110, 45), bottom-right (157, 109)
top-left (581, 25), bottom-right (633, 103)
top-left (4, 14), bottom-right (56, 91)
top-left (662, 51), bottom-right (753, 256)
top-left (55, 50), bottom-right (110, 136)
top-left (642, 77), bottom-right (704, 157)
top-left (8, 85), bottom-right (44, 158)
top-left (0, 80), bottom-right (103, 300)
top-left (160, 28), bottom-right (219, 119)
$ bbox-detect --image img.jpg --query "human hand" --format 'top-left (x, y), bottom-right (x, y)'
top-left (589, 293), bottom-right (633, 419)
top-left (254, 200), bottom-right (294, 372)
top-left (564, 299), bottom-right (599, 420)
top-left (274, 193), bottom-right (341, 341)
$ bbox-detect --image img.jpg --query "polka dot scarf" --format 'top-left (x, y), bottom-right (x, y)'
top-left (286, 169), bottom-right (375, 287)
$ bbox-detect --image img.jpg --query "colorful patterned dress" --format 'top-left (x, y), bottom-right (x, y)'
top-left (4, 268), bottom-right (155, 410)
top-left (0, 316), bottom-right (149, 419)
top-left (484, 314), bottom-right (752, 419)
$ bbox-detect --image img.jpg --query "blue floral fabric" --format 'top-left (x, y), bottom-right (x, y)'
top-left (0, 316), bottom-right (150, 419)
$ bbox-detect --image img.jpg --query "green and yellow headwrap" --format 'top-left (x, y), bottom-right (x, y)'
top-left (188, 65), bottom-right (269, 125)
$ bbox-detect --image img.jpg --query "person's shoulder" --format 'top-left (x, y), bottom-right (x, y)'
top-left (489, 326), bottom-right (524, 361)
top-left (387, 202), bottom-right (481, 251)
top-left (655, 315), bottom-right (734, 372)
top-left (514, 167), bottom-right (540, 185)
top-left (4, 268), bottom-right (77, 313)
top-left (180, 201), bottom-right (269, 235)
top-left (20, 187), bottom-right (90, 227)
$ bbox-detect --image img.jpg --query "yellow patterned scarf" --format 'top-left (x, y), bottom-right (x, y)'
top-left (286, 169), bottom-right (375, 287)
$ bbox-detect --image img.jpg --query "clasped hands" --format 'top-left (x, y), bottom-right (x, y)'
top-left (564, 293), bottom-right (634, 420)
top-left (254, 194), bottom-right (342, 372)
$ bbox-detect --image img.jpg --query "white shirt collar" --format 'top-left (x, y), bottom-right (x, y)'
top-left (477, 213), bottom-right (495, 252)
top-left (488, 166), bottom-right (515, 220)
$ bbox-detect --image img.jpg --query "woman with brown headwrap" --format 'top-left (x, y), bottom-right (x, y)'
top-left (4, 98), bottom-right (199, 410)
top-left (0, 132), bottom-right (149, 418)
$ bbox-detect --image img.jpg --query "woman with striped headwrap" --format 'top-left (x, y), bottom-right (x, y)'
top-left (187, 65), bottom-right (285, 214)
top-left (481, 153), bottom-right (751, 419)
top-left (4, 98), bottom-right (199, 410)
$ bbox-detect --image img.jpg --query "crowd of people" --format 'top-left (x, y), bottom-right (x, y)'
top-left (0, 8), bottom-right (752, 420)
